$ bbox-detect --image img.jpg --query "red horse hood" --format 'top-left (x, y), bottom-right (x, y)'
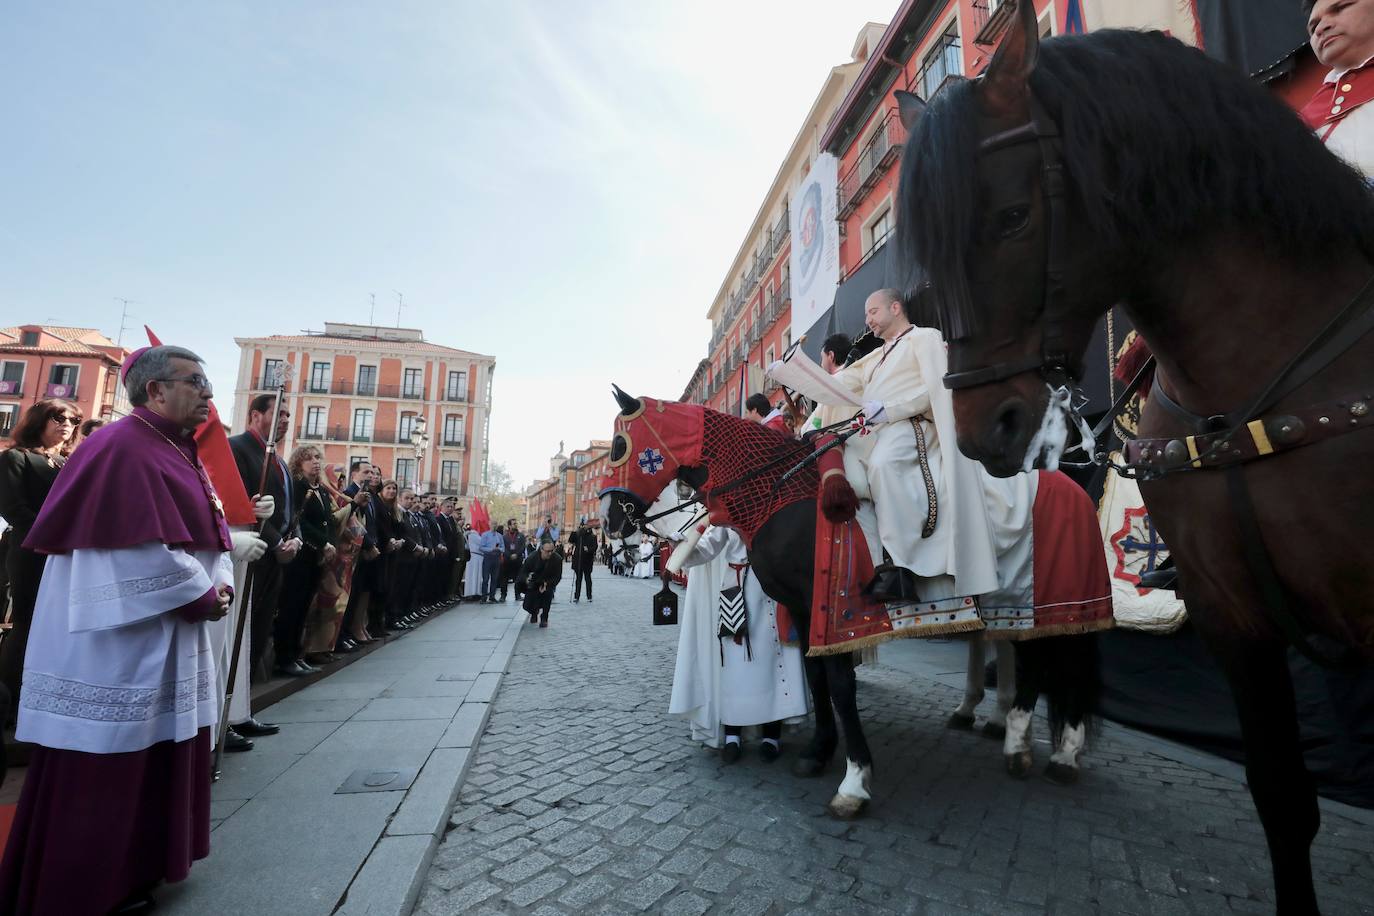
top-left (598, 396), bottom-right (704, 506)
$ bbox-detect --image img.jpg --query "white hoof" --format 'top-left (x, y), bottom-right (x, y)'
top-left (827, 793), bottom-right (869, 819)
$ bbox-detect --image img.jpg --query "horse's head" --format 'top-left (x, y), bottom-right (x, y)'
top-left (597, 385), bottom-right (706, 539)
top-left (896, 0), bottom-right (1104, 476)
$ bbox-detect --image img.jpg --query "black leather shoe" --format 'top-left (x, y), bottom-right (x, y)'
top-left (275, 661), bottom-right (309, 678)
top-left (297, 659), bottom-right (321, 674)
top-left (721, 742), bottom-right (742, 764)
top-left (235, 717), bottom-right (280, 737)
top-left (759, 741), bottom-right (781, 763)
top-left (225, 728), bottom-right (254, 752)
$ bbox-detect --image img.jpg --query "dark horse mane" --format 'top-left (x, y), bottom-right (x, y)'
top-left (896, 28), bottom-right (1374, 338)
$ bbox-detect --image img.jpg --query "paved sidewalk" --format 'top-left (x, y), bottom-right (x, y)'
top-left (158, 598), bottom-right (525, 916)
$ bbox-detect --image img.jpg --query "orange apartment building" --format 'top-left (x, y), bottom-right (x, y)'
top-left (524, 440), bottom-right (610, 535)
top-left (232, 322), bottom-right (494, 505)
top-left (681, 24), bottom-right (883, 413)
top-left (0, 325), bottom-right (130, 439)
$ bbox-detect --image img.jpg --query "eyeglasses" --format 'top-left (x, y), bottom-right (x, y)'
top-left (50, 415), bottom-right (78, 426)
top-left (157, 374), bottom-right (212, 392)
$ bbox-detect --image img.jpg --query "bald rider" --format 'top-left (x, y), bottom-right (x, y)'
top-left (840, 289), bottom-right (1001, 601)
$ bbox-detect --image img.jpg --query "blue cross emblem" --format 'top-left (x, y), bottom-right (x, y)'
top-left (638, 447), bottom-right (665, 475)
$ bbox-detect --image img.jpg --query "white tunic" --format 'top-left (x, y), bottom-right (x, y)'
top-left (208, 534), bottom-right (254, 733)
top-left (668, 527), bottom-right (809, 745)
top-left (18, 541), bottom-right (230, 754)
top-left (463, 531), bottom-right (484, 594)
top-left (632, 540), bottom-right (656, 578)
top-left (842, 328), bottom-right (1011, 597)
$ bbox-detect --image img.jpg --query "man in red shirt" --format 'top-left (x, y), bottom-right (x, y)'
top-left (1302, 0), bottom-right (1374, 174)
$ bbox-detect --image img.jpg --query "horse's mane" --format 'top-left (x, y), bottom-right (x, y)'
top-left (896, 29), bottom-right (1374, 338)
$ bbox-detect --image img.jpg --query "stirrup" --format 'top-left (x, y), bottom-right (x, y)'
top-left (863, 564), bottom-right (921, 604)
top-left (1138, 557), bottom-right (1178, 592)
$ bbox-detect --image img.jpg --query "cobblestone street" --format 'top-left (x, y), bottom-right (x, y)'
top-left (415, 569), bottom-right (1374, 915)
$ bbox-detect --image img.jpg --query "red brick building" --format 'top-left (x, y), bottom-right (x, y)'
top-left (233, 322), bottom-right (494, 506)
top-left (0, 325), bottom-right (130, 439)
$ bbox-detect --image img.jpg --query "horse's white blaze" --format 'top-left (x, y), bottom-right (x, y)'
top-left (1049, 722), bottom-right (1086, 768)
top-left (954, 634), bottom-right (987, 718)
top-left (1004, 707), bottom-right (1033, 756)
top-left (836, 759), bottom-right (872, 801)
top-left (992, 640), bottom-right (1016, 727)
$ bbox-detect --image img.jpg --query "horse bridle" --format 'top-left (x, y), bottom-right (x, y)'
top-left (941, 92), bottom-right (1078, 392)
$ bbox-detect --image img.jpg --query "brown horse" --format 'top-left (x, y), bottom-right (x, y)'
top-left (894, 3), bottom-right (1374, 912)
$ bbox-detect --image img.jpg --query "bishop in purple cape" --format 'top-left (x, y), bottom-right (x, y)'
top-left (0, 345), bottom-right (235, 916)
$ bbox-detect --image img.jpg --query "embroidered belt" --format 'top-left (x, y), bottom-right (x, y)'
top-left (1124, 394), bottom-right (1374, 470)
top-left (911, 416), bottom-right (938, 538)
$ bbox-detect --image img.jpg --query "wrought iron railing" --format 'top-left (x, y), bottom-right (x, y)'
top-left (837, 108), bottom-right (905, 218)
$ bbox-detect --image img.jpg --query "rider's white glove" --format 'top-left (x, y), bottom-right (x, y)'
top-left (861, 400), bottom-right (887, 424)
top-left (231, 531), bottom-right (268, 563)
top-left (251, 494), bottom-right (275, 520)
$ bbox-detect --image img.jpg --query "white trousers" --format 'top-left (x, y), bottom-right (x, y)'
top-left (843, 418), bottom-right (951, 577)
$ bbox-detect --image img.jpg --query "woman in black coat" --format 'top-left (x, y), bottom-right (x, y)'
top-left (274, 445), bottom-right (334, 676)
top-left (0, 400), bottom-right (79, 711)
top-left (518, 540), bottom-right (563, 628)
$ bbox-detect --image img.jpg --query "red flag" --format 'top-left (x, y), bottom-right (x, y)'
top-left (471, 499), bottom-right (491, 533)
top-left (146, 326), bottom-right (257, 526)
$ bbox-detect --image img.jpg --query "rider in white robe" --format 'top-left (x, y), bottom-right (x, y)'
top-left (668, 526), bottom-right (809, 749)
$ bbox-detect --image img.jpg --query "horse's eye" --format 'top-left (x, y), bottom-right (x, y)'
top-left (996, 205), bottom-right (1031, 239)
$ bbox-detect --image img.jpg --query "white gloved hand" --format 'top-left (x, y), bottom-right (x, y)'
top-left (251, 495), bottom-right (275, 520)
top-left (231, 531), bottom-right (268, 563)
top-left (861, 400), bottom-right (887, 424)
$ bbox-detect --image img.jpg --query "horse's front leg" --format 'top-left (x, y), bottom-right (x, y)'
top-left (948, 633), bottom-right (986, 730)
top-left (987, 639), bottom-right (1015, 739)
top-left (1208, 634), bottom-right (1320, 914)
top-left (821, 653), bottom-right (873, 819)
top-left (793, 654), bottom-right (836, 777)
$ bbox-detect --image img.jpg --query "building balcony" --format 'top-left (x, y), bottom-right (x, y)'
top-left (441, 438), bottom-right (466, 448)
top-left (971, 0), bottom-right (1015, 46)
top-left (305, 381), bottom-right (331, 394)
top-left (0, 381), bottom-right (21, 397)
top-left (837, 109), bottom-right (905, 219)
top-left (45, 382), bottom-right (77, 399)
top-left (444, 391), bottom-right (467, 403)
top-left (256, 375), bottom-right (290, 392)
top-left (298, 428), bottom-right (325, 441)
top-left (401, 388), bottom-right (424, 401)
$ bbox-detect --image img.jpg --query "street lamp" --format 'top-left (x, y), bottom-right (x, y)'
top-left (410, 416), bottom-right (429, 491)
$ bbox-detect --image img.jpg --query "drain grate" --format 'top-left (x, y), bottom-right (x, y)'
top-left (335, 766), bottom-right (419, 794)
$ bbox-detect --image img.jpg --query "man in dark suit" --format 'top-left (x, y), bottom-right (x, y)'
top-left (499, 521), bottom-right (526, 602)
top-left (227, 394), bottom-right (301, 683)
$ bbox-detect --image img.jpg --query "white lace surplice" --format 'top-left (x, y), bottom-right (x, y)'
top-left (17, 542), bottom-right (230, 754)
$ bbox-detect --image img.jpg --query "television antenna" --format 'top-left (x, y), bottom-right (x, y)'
top-left (114, 297), bottom-right (139, 347)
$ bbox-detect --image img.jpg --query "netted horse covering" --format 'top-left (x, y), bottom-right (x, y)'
top-left (699, 411), bottom-right (818, 546)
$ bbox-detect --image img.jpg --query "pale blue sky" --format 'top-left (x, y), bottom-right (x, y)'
top-left (1, 0), bottom-right (900, 486)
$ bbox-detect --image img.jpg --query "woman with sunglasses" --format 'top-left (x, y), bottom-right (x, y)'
top-left (0, 399), bottom-right (81, 713)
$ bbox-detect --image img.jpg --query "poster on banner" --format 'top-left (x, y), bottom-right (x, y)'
top-left (789, 152), bottom-right (839, 342)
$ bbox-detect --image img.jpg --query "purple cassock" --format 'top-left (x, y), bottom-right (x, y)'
top-left (0, 405), bottom-right (232, 916)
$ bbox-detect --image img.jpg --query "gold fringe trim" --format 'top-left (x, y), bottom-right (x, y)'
top-left (805, 616), bottom-right (986, 657)
top-left (984, 619), bottom-right (1115, 642)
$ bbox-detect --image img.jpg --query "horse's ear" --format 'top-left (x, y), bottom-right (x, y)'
top-left (977, 0), bottom-right (1040, 121)
top-left (611, 384), bottom-right (642, 415)
top-left (894, 90), bottom-right (927, 133)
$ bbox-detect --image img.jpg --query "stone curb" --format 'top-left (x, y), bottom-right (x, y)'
top-left (333, 606), bottom-right (526, 916)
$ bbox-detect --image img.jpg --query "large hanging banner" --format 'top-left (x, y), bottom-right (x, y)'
top-left (789, 152), bottom-right (839, 342)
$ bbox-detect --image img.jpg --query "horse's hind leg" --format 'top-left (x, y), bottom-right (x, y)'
top-left (986, 638), bottom-right (1015, 740)
top-left (822, 653), bottom-right (873, 820)
top-left (1211, 636), bottom-right (1319, 914)
top-left (793, 654), bottom-right (837, 777)
top-left (1043, 634), bottom-right (1100, 785)
top-left (948, 633), bottom-right (986, 731)
top-left (1004, 640), bottom-right (1042, 779)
